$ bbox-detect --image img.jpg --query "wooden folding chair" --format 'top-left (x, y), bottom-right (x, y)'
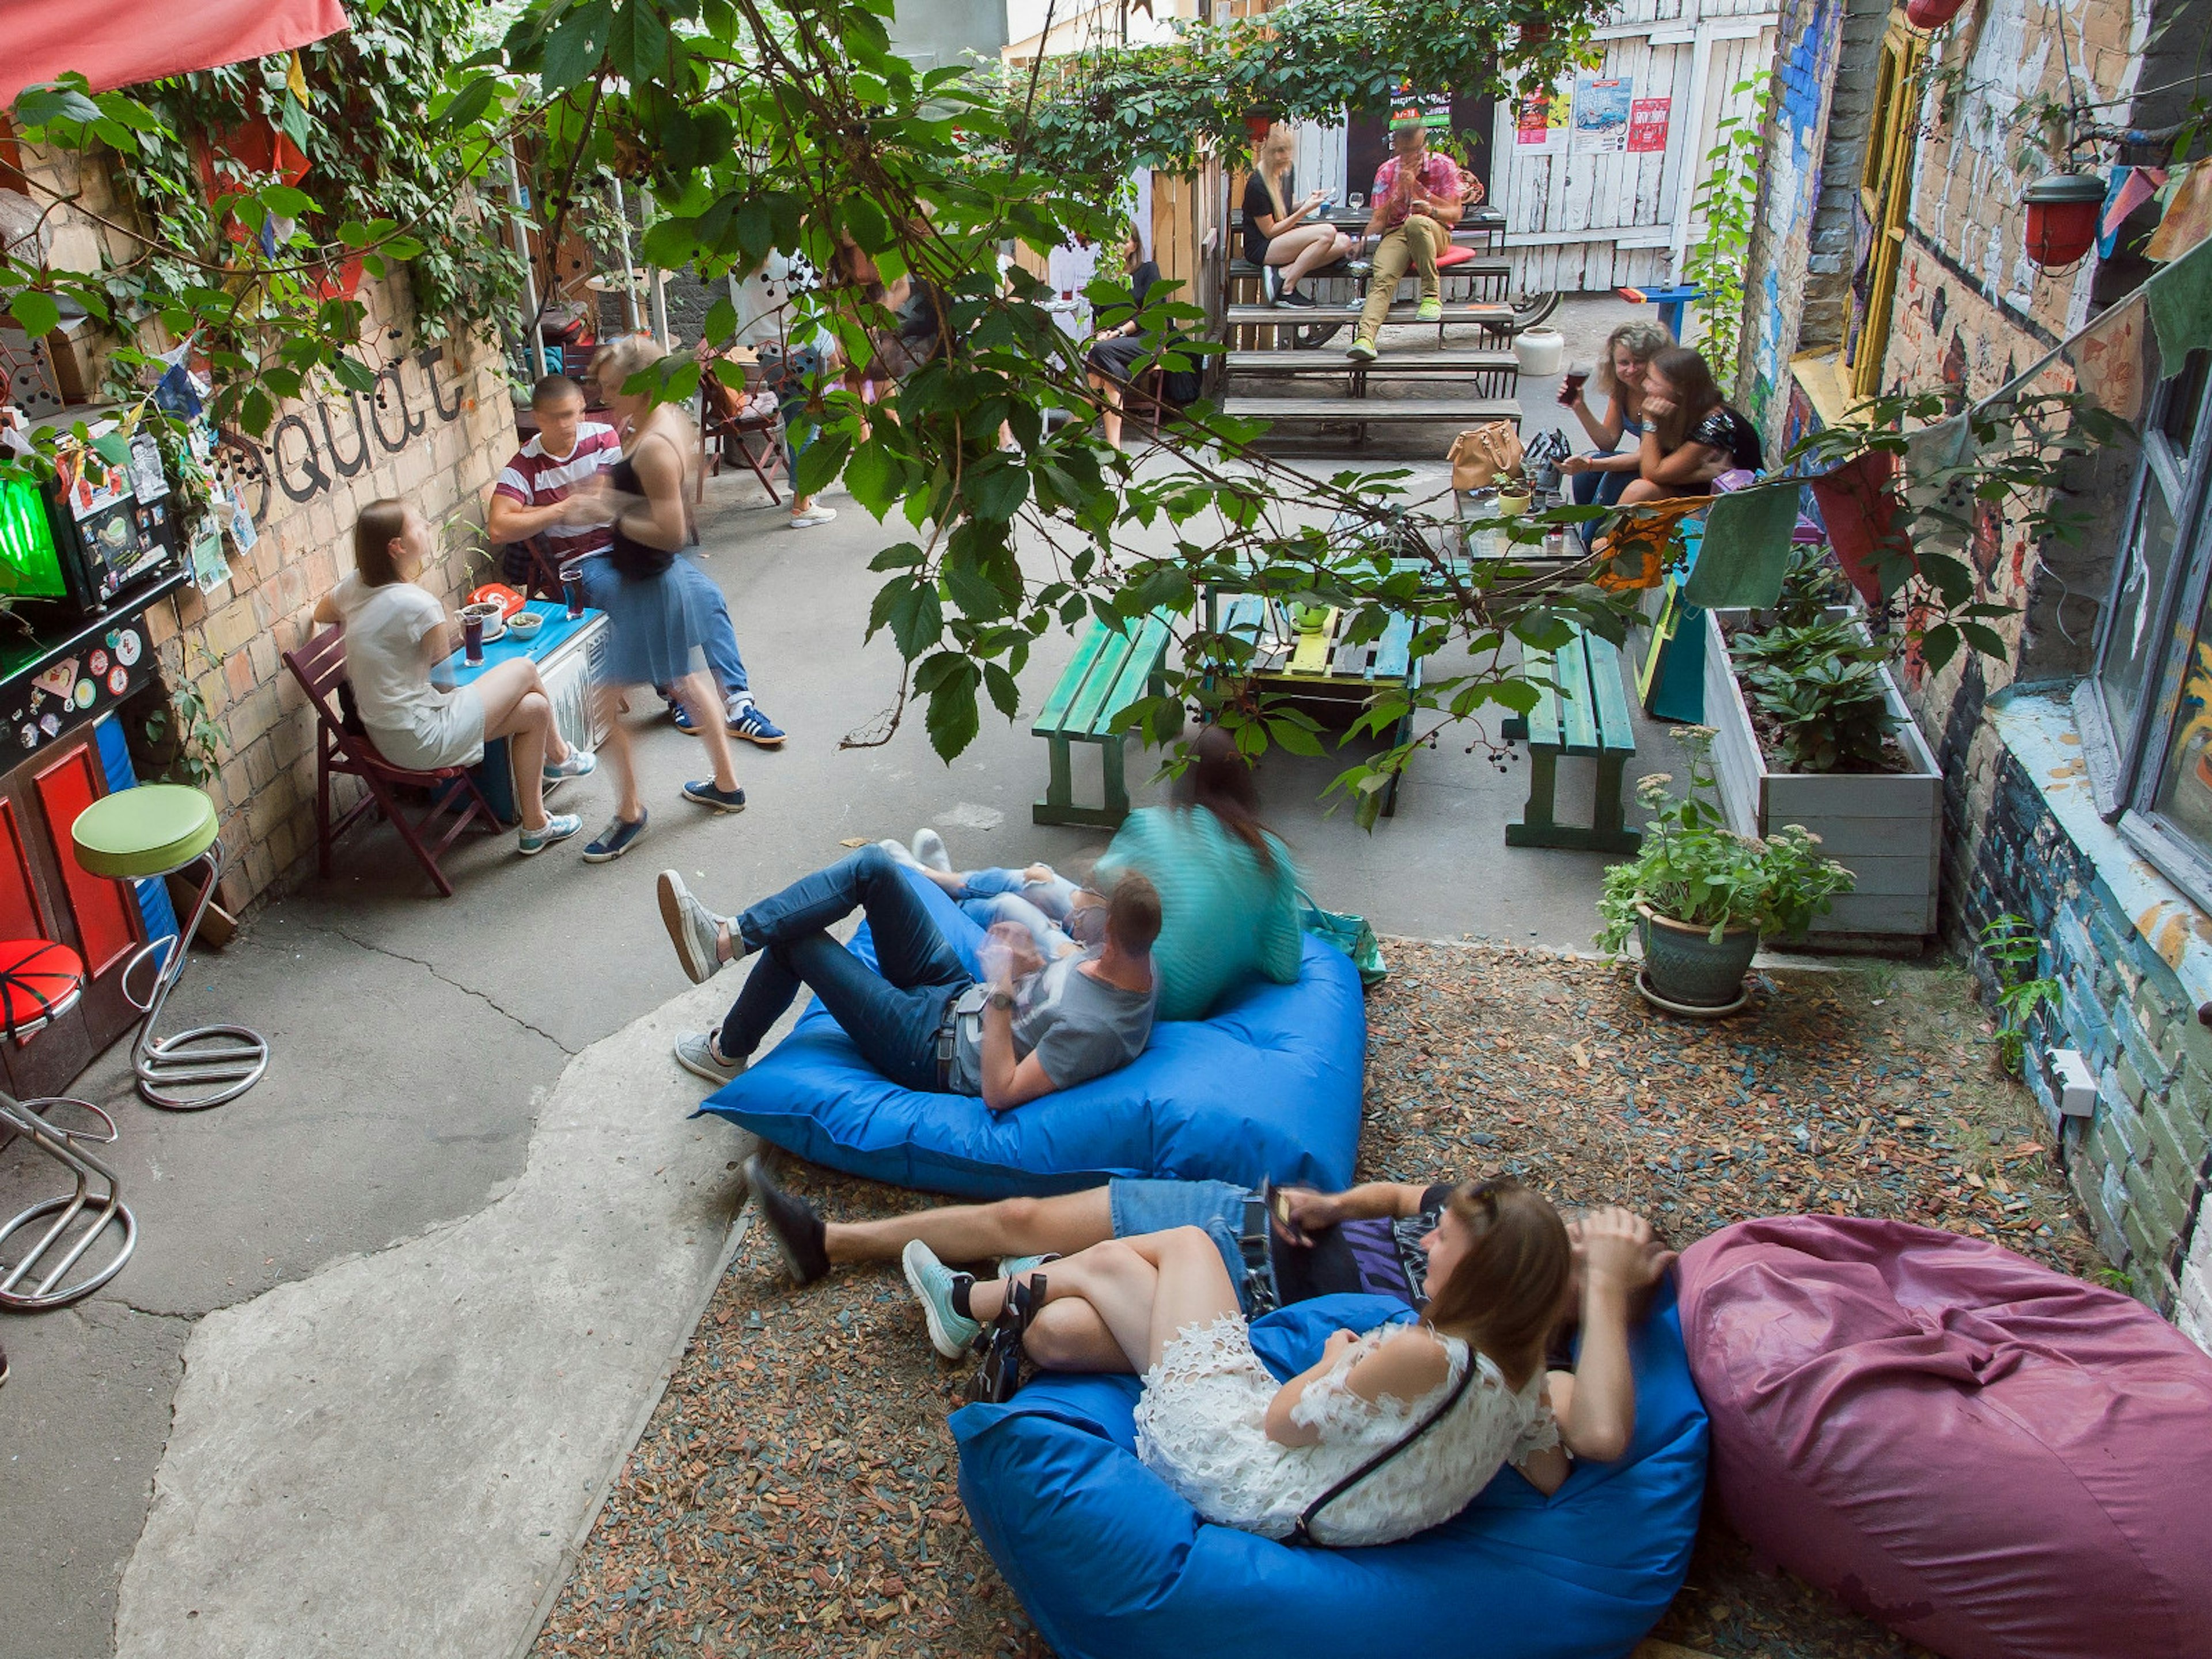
top-left (697, 384), bottom-right (783, 506)
top-left (494, 533), bottom-right (569, 603)
top-left (282, 626), bottom-right (502, 899)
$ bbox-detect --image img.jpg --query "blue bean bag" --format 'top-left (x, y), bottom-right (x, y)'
top-left (696, 867), bottom-right (1365, 1197)
top-left (952, 1289), bottom-right (1709, 1659)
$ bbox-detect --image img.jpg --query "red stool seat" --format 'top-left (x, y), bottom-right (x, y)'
top-left (0, 939), bottom-right (85, 1041)
top-left (1434, 245), bottom-right (1476, 268)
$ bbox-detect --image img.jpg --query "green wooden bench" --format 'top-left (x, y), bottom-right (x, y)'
top-left (1033, 611), bottom-right (1176, 828)
top-left (1502, 625), bottom-right (1642, 853)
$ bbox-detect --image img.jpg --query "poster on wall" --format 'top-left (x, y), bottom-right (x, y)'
top-left (1628, 97), bottom-right (1672, 153)
top-left (1389, 85), bottom-right (1453, 136)
top-left (1516, 88), bottom-right (1569, 151)
top-left (1571, 76), bottom-right (1633, 154)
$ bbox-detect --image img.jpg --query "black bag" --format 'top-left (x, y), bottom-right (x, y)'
top-left (1288, 1349), bottom-right (1476, 1546)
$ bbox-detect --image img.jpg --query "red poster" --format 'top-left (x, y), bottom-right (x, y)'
top-left (1628, 98), bottom-right (1672, 153)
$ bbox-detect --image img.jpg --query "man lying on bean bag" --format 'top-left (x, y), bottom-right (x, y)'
top-left (655, 845), bottom-right (1160, 1111)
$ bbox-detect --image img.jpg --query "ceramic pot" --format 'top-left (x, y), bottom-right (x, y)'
top-left (1638, 904), bottom-right (1758, 1008)
top-left (2024, 173), bottom-right (2105, 270)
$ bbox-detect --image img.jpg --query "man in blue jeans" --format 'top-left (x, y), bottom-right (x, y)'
top-left (486, 374), bottom-right (787, 747)
top-left (655, 847), bottom-right (1161, 1111)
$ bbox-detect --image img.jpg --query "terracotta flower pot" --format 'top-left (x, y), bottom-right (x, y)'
top-left (1810, 450), bottom-right (1906, 605)
top-left (1638, 904), bottom-right (1759, 1009)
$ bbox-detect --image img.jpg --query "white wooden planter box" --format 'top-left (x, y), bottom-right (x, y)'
top-left (1702, 612), bottom-right (1941, 944)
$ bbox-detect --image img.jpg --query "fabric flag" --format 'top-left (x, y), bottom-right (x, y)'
top-left (2145, 160), bottom-right (2212, 263)
top-left (0, 0), bottom-right (348, 105)
top-left (1681, 484), bottom-right (1801, 609)
top-left (1903, 416), bottom-right (1975, 556)
top-left (1592, 497), bottom-right (1707, 592)
top-left (2068, 291), bottom-right (2150, 422)
top-left (2099, 167), bottom-right (2166, 260)
top-left (2146, 233), bottom-right (2212, 368)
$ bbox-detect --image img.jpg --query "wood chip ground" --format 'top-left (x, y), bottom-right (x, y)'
top-left (531, 940), bottom-right (2097, 1659)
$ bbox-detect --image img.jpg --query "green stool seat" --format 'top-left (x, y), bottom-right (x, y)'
top-left (69, 784), bottom-right (264, 1111)
top-left (72, 785), bottom-right (221, 879)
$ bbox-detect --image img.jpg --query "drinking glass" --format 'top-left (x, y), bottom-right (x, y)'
top-left (462, 613), bottom-right (485, 666)
top-left (560, 562), bottom-right (585, 620)
top-left (1347, 192), bottom-right (1365, 213)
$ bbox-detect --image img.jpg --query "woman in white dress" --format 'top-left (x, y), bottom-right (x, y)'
top-left (1001, 1178), bottom-right (1578, 1547)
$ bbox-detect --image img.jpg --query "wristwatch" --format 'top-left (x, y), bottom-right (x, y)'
top-left (987, 988), bottom-right (1016, 1012)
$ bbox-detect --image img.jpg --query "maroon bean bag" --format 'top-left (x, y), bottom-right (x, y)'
top-left (1677, 1216), bottom-right (2212, 1659)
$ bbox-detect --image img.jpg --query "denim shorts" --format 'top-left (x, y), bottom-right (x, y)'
top-left (1107, 1178), bottom-right (1260, 1311)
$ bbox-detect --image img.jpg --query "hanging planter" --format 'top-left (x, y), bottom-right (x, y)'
top-left (1903, 0), bottom-right (1970, 29)
top-left (2023, 172), bottom-right (2106, 270)
top-left (1809, 450), bottom-right (1908, 605)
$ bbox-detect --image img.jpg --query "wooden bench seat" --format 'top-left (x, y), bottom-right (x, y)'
top-left (1224, 349), bottom-right (1520, 398)
top-left (1501, 626), bottom-right (1642, 853)
top-left (1222, 395), bottom-right (1522, 429)
top-left (1032, 611), bottom-right (1177, 828)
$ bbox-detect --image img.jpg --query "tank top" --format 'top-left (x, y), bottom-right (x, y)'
top-left (608, 438), bottom-right (695, 581)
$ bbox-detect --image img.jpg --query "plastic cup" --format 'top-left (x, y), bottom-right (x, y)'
top-left (463, 613), bottom-right (485, 666)
top-left (560, 562), bottom-right (585, 620)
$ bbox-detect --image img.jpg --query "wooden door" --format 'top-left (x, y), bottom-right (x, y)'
top-left (1844, 17), bottom-right (1927, 399)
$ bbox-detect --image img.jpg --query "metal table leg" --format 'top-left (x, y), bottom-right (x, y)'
top-left (121, 845), bottom-right (269, 1111)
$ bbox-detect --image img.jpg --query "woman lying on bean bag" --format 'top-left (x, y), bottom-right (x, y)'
top-left (974, 1179), bottom-right (1648, 1544)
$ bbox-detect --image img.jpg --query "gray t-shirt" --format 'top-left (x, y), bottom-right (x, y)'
top-left (948, 949), bottom-right (1156, 1096)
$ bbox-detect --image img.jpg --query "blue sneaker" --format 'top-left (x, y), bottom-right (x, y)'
top-left (669, 700), bottom-right (702, 735)
top-left (582, 811), bottom-right (648, 862)
top-left (543, 749), bottom-right (597, 782)
top-left (903, 1240), bottom-right (982, 1359)
top-left (729, 702), bottom-right (786, 748)
top-left (517, 812), bottom-right (583, 856)
top-left (682, 779), bottom-right (747, 813)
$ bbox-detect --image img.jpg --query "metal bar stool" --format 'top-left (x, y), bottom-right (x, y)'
top-left (0, 940), bottom-right (138, 1310)
top-left (71, 785), bottom-right (268, 1111)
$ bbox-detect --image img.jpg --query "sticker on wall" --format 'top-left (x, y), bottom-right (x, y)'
top-left (18, 724), bottom-right (34, 750)
top-left (30, 659), bottom-right (77, 703)
top-left (107, 665), bottom-right (129, 696)
top-left (38, 713), bottom-right (59, 738)
top-left (114, 628), bottom-right (141, 667)
top-left (88, 649), bottom-right (109, 678)
top-left (72, 679), bottom-right (96, 709)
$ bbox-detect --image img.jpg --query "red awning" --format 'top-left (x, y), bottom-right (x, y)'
top-left (1, 0), bottom-right (351, 108)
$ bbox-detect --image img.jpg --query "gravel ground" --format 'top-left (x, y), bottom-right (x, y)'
top-left (531, 939), bottom-right (2094, 1659)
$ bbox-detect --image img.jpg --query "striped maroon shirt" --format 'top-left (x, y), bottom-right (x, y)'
top-left (491, 422), bottom-right (622, 565)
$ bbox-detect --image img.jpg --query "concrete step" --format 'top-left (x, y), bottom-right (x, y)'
top-left (1224, 395), bottom-right (1522, 427)
top-left (1224, 302), bottom-right (1514, 328)
top-left (1224, 348), bottom-right (1521, 377)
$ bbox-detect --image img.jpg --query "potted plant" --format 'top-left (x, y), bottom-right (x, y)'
top-left (1700, 556), bottom-right (1944, 943)
top-left (1597, 727), bottom-right (1856, 1012)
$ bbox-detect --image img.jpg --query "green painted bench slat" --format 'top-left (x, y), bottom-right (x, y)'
top-left (1032, 621), bottom-right (1119, 734)
top-left (1503, 626), bottom-right (1642, 855)
top-left (1033, 610), bottom-right (1179, 828)
top-left (1554, 635), bottom-right (1600, 756)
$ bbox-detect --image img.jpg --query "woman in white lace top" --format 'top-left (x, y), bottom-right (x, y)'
top-left (1004, 1178), bottom-right (1577, 1546)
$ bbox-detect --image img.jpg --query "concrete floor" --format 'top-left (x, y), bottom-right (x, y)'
top-left (0, 297), bottom-right (1680, 1658)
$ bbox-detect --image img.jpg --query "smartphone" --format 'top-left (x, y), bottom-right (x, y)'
top-left (1265, 1180), bottom-right (1312, 1247)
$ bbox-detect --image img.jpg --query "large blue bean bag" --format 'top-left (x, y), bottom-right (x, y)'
top-left (953, 1289), bottom-right (1709, 1659)
top-left (696, 868), bottom-right (1365, 1197)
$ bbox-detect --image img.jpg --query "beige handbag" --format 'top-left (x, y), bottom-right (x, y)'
top-left (1448, 422), bottom-right (1525, 490)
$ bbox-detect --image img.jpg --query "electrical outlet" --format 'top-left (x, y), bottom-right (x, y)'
top-left (2049, 1049), bottom-right (2097, 1118)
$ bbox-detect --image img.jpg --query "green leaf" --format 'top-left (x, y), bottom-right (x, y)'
top-left (7, 291), bottom-right (59, 339)
top-left (262, 185), bottom-right (315, 219)
top-left (609, 0), bottom-right (673, 83)
top-left (843, 440), bottom-right (901, 516)
top-left (983, 662), bottom-right (1021, 720)
top-left (889, 577), bottom-right (945, 660)
top-left (437, 73), bottom-right (501, 133)
top-left (1958, 620), bottom-right (2009, 660)
top-left (541, 0), bottom-right (614, 94)
top-left (13, 82), bottom-right (102, 130)
top-left (794, 431), bottom-right (852, 499)
top-left (703, 296), bottom-right (736, 345)
top-left (967, 457), bottom-right (1030, 521)
top-left (925, 661), bottom-right (981, 761)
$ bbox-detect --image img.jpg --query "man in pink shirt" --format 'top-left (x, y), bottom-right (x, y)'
top-left (486, 374), bottom-right (785, 747)
top-left (1346, 117), bottom-right (1481, 362)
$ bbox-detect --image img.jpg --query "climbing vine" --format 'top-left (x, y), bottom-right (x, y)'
top-left (1682, 74), bottom-right (1770, 388)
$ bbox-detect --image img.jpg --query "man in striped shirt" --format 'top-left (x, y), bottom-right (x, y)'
top-left (486, 374), bottom-right (785, 747)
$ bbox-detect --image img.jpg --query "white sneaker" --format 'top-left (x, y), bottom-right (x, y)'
top-left (789, 507), bottom-right (838, 528)
top-left (910, 827), bottom-right (952, 873)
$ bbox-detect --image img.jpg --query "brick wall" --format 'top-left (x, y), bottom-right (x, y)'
top-left (1960, 728), bottom-right (2212, 1335)
top-left (16, 138), bottom-right (520, 910)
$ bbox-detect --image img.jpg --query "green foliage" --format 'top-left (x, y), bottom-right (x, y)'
top-left (1596, 726), bottom-right (1855, 952)
top-left (1681, 75), bottom-right (1769, 388)
top-left (1769, 541), bottom-right (1850, 630)
top-left (1733, 619), bottom-right (1894, 774)
top-left (143, 643), bottom-right (226, 789)
top-left (1978, 911), bottom-right (2062, 1075)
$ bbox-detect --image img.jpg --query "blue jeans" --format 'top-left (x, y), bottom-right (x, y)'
top-left (575, 551), bottom-right (748, 699)
top-left (779, 394), bottom-right (813, 495)
top-left (1107, 1178), bottom-right (1259, 1311)
top-left (955, 867), bottom-right (1080, 957)
top-left (718, 847), bottom-right (972, 1089)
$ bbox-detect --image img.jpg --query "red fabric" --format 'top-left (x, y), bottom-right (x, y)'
top-left (0, 0), bottom-right (349, 105)
top-left (1677, 1216), bottom-right (2212, 1659)
top-left (1434, 245), bottom-right (1474, 268)
top-left (0, 937), bottom-right (84, 1037)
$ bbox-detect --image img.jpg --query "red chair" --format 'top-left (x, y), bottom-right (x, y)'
top-left (282, 625), bottom-right (502, 899)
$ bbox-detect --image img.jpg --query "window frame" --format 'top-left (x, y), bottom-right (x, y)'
top-left (2088, 357), bottom-right (2212, 907)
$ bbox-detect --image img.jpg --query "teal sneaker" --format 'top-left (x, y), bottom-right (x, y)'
top-left (903, 1240), bottom-right (982, 1359)
top-left (1414, 296), bottom-right (1444, 323)
top-left (996, 1252), bottom-right (1060, 1280)
top-left (517, 813), bottom-right (582, 856)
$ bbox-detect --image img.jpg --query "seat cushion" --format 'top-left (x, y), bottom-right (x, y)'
top-left (1677, 1216), bottom-right (2212, 1659)
top-left (696, 869), bottom-right (1365, 1197)
top-left (0, 937), bottom-right (84, 1036)
top-left (70, 783), bottom-right (219, 878)
top-left (952, 1290), bottom-right (1709, 1659)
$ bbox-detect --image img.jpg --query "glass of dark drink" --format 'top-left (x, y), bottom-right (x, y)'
top-left (1558, 366), bottom-right (1590, 406)
top-left (462, 613), bottom-right (485, 666)
top-left (560, 562), bottom-right (585, 620)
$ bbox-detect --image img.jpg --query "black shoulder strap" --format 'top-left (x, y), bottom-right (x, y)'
top-left (1289, 1339), bottom-right (1478, 1547)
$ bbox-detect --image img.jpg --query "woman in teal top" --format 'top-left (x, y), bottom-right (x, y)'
top-left (1094, 725), bottom-right (1302, 1021)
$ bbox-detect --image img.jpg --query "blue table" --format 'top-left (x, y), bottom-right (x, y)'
top-left (431, 600), bottom-right (610, 824)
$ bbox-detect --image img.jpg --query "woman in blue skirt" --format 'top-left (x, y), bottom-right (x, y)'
top-left (563, 335), bottom-right (747, 862)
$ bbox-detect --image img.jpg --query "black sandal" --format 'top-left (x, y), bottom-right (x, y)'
top-left (966, 1272), bottom-right (1045, 1404)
